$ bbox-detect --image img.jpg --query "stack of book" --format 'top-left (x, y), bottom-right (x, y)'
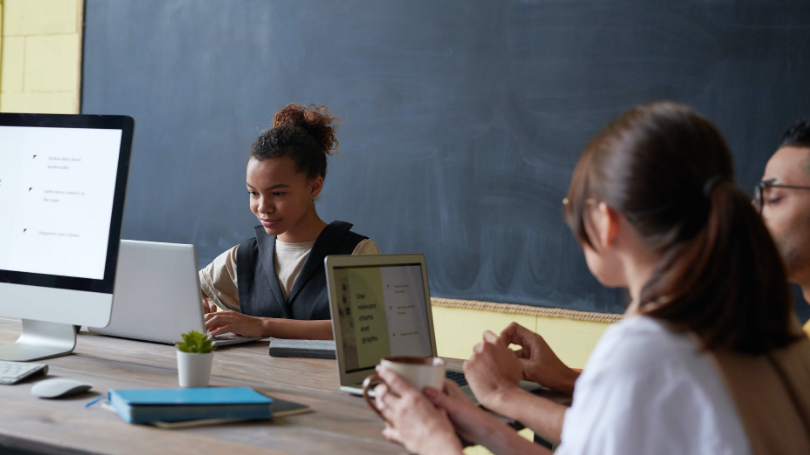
top-left (107, 387), bottom-right (309, 428)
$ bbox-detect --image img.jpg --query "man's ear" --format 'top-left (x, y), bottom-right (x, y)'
top-left (597, 202), bottom-right (621, 248)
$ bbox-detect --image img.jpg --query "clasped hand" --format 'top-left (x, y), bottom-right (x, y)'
top-left (463, 323), bottom-right (578, 413)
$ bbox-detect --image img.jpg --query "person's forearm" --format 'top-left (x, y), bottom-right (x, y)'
top-left (490, 388), bottom-right (566, 446)
top-left (260, 318), bottom-right (333, 339)
top-left (545, 368), bottom-right (580, 396)
top-left (475, 411), bottom-right (553, 455)
top-left (424, 434), bottom-right (464, 455)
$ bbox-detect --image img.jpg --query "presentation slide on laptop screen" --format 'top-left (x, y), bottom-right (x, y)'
top-left (333, 264), bottom-right (433, 373)
top-left (0, 126), bottom-right (122, 280)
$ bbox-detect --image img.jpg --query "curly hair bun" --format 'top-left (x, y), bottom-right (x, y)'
top-left (273, 104), bottom-right (339, 155)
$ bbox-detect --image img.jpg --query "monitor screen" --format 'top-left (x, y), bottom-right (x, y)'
top-left (0, 126), bottom-right (122, 279)
top-left (0, 114), bottom-right (133, 294)
top-left (332, 263), bottom-right (433, 373)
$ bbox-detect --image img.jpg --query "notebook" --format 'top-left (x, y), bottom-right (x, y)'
top-left (268, 339), bottom-right (337, 359)
top-left (108, 387), bottom-right (273, 424)
top-left (150, 396), bottom-right (312, 429)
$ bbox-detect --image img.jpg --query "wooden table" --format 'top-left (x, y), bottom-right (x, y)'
top-left (0, 317), bottom-right (409, 455)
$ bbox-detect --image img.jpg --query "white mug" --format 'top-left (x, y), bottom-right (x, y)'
top-left (362, 356), bottom-right (445, 422)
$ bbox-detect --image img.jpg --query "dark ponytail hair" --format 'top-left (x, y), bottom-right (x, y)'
top-left (249, 104), bottom-right (339, 179)
top-left (565, 102), bottom-right (798, 355)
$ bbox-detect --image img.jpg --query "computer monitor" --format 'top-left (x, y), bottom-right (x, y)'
top-left (0, 113), bottom-right (133, 361)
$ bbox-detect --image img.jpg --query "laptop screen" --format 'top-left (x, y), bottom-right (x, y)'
top-left (332, 263), bottom-right (433, 373)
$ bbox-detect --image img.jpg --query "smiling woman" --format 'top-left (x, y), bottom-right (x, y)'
top-left (198, 104), bottom-right (380, 340)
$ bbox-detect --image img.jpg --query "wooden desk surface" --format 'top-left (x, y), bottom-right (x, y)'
top-left (0, 317), bottom-right (411, 455)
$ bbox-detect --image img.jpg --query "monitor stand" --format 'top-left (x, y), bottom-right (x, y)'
top-left (0, 319), bottom-right (76, 361)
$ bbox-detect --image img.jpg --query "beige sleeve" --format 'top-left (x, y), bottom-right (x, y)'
top-left (352, 239), bottom-right (381, 255)
top-left (198, 246), bottom-right (241, 312)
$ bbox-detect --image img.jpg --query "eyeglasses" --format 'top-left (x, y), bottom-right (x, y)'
top-left (753, 179), bottom-right (810, 214)
top-left (562, 198), bottom-right (596, 206)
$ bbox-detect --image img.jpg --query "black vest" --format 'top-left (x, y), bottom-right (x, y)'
top-left (236, 221), bottom-right (368, 320)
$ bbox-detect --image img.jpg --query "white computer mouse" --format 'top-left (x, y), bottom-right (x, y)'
top-left (31, 378), bottom-right (93, 399)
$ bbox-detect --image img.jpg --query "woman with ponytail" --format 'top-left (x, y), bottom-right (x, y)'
top-left (370, 102), bottom-right (810, 455)
top-left (199, 104), bottom-right (378, 340)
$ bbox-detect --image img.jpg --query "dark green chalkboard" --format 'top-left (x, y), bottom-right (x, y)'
top-left (82, 0), bottom-right (810, 317)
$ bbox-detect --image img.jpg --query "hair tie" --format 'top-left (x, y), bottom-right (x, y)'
top-left (702, 176), bottom-right (724, 199)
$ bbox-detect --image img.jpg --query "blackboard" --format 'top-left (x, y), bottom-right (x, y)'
top-left (82, 0), bottom-right (810, 318)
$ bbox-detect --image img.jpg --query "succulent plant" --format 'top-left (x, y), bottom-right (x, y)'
top-left (175, 330), bottom-right (216, 354)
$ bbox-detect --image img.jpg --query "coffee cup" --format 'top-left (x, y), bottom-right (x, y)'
top-left (362, 356), bottom-right (446, 422)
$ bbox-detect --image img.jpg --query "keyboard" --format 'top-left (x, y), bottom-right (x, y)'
top-left (445, 370), bottom-right (468, 387)
top-left (0, 360), bottom-right (48, 385)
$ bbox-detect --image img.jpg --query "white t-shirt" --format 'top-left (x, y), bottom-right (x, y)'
top-left (273, 238), bottom-right (380, 299)
top-left (556, 316), bottom-right (751, 455)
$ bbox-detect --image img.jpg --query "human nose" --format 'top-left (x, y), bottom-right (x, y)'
top-left (257, 197), bottom-right (275, 214)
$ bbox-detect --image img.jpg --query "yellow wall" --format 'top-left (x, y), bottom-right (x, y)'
top-left (432, 305), bottom-right (611, 369)
top-left (0, 0), bottom-right (83, 114)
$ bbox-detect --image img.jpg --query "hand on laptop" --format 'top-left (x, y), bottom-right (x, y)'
top-left (205, 311), bottom-right (265, 338)
top-left (499, 322), bottom-right (579, 395)
top-left (201, 291), bottom-right (218, 315)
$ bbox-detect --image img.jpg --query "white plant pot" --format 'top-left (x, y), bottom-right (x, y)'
top-left (176, 351), bottom-right (214, 388)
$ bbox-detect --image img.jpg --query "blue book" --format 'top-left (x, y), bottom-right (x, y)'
top-left (108, 387), bottom-right (273, 424)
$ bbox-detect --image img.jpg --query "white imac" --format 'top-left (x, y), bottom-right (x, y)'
top-left (0, 113), bottom-right (134, 361)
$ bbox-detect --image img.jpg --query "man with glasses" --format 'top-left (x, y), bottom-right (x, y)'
top-left (756, 119), bottom-right (810, 336)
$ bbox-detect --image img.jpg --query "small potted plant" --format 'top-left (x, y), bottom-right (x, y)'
top-left (175, 330), bottom-right (216, 388)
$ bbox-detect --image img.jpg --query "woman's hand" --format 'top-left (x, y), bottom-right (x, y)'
top-left (499, 322), bottom-right (579, 395)
top-left (462, 330), bottom-right (524, 414)
top-left (373, 366), bottom-right (463, 455)
top-left (201, 291), bottom-right (218, 315)
top-left (204, 311), bottom-right (265, 338)
top-left (424, 380), bottom-right (502, 446)
top-left (427, 380), bottom-right (553, 455)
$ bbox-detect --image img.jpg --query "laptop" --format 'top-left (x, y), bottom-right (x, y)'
top-left (89, 240), bottom-right (261, 346)
top-left (324, 253), bottom-right (539, 398)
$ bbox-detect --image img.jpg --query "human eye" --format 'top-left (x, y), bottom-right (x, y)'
top-left (272, 191), bottom-right (286, 197)
top-left (248, 191), bottom-right (259, 197)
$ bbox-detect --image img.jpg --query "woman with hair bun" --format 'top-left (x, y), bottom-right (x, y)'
top-left (199, 104), bottom-right (379, 340)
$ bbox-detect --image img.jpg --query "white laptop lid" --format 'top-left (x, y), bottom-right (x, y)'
top-left (325, 254), bottom-right (439, 388)
top-left (89, 240), bottom-right (207, 344)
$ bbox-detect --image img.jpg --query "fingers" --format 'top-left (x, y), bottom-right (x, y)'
top-left (377, 365), bottom-right (418, 397)
top-left (381, 426), bottom-right (402, 443)
top-left (482, 330), bottom-right (502, 345)
top-left (205, 311), bottom-right (236, 323)
top-left (207, 324), bottom-right (233, 336)
top-left (424, 385), bottom-right (461, 411)
top-left (499, 322), bottom-right (520, 343)
top-left (514, 347), bottom-right (529, 359)
top-left (499, 322), bottom-right (531, 345)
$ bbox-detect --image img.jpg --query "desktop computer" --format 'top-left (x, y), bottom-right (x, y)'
top-left (0, 113), bottom-right (134, 361)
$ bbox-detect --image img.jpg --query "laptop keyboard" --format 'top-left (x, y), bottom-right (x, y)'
top-left (445, 370), bottom-right (468, 387)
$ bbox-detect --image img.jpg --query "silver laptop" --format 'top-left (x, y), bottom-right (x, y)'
top-left (89, 240), bottom-right (261, 346)
top-left (324, 254), bottom-right (538, 398)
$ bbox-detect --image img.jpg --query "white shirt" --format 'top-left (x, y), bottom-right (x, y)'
top-left (557, 316), bottom-right (751, 455)
top-left (273, 238), bottom-right (380, 299)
